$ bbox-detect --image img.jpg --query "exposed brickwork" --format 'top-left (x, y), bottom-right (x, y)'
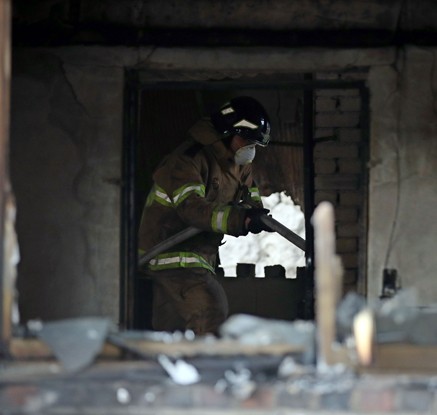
top-left (336, 237), bottom-right (358, 253)
top-left (338, 159), bottom-right (362, 174)
top-left (315, 159), bottom-right (336, 174)
top-left (338, 128), bottom-right (362, 142)
top-left (314, 174), bottom-right (359, 190)
top-left (337, 223), bottom-right (360, 238)
top-left (335, 208), bottom-right (358, 223)
top-left (314, 127), bottom-right (335, 139)
top-left (341, 253), bottom-right (359, 268)
top-left (314, 190), bottom-right (338, 205)
top-left (315, 97), bottom-right (337, 112)
top-left (339, 191), bottom-right (363, 206)
top-left (343, 269), bottom-right (358, 284)
top-left (314, 72), bottom-right (367, 294)
top-left (316, 112), bottom-right (361, 128)
top-left (316, 88), bottom-right (360, 97)
top-left (314, 142), bottom-right (359, 159)
top-left (339, 97), bottom-right (361, 112)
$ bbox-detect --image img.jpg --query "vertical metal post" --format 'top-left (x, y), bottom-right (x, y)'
top-left (302, 74), bottom-right (315, 320)
top-left (120, 70), bottom-right (139, 329)
top-left (0, 0), bottom-right (12, 349)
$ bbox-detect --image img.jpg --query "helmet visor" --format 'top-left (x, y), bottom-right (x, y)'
top-left (235, 128), bottom-right (270, 147)
top-left (259, 130), bottom-right (270, 146)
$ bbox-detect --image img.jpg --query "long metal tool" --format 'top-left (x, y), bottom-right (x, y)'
top-left (138, 214), bottom-right (306, 269)
top-left (138, 226), bottom-right (202, 269)
top-left (259, 215), bottom-right (306, 252)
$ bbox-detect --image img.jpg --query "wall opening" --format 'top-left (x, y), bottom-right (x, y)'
top-left (120, 70), bottom-right (369, 330)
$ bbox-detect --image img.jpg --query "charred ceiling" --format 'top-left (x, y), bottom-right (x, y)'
top-left (12, 0), bottom-right (437, 47)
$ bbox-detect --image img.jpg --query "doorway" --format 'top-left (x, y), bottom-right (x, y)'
top-left (120, 70), bottom-right (368, 329)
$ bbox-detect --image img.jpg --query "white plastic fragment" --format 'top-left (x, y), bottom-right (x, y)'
top-left (157, 354), bottom-right (200, 385)
top-left (278, 356), bottom-right (309, 377)
top-left (116, 387), bottom-right (131, 404)
top-left (223, 368), bottom-right (256, 400)
top-left (27, 319), bottom-right (43, 332)
top-left (184, 330), bottom-right (195, 341)
top-left (144, 391), bottom-right (156, 402)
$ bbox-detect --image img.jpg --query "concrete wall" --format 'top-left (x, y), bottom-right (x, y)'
top-left (10, 47), bottom-right (139, 322)
top-left (368, 46), bottom-right (437, 304)
top-left (9, 44), bottom-right (437, 323)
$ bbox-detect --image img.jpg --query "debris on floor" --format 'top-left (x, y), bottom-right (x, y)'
top-left (219, 313), bottom-right (316, 365)
top-left (28, 317), bottom-right (113, 372)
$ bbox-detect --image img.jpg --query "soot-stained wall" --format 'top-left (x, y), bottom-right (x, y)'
top-left (9, 45), bottom-right (437, 324)
top-left (10, 47), bottom-right (136, 322)
top-left (368, 47), bottom-right (437, 304)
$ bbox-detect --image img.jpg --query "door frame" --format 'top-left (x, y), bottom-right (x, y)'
top-left (119, 69), bottom-right (368, 328)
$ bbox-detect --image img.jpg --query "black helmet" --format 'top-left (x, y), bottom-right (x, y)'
top-left (211, 96), bottom-right (271, 146)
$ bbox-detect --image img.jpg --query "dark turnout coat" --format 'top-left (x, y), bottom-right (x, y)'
top-left (138, 118), bottom-right (263, 273)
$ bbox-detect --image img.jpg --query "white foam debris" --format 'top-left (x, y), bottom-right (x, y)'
top-left (219, 191), bottom-right (306, 277)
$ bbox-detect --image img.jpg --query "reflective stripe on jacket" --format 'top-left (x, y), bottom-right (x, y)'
top-left (148, 252), bottom-right (215, 272)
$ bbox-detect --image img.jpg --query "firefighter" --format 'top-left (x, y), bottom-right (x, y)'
top-left (138, 96), bottom-right (273, 335)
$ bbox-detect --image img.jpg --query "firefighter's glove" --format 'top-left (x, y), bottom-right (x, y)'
top-left (245, 208), bottom-right (273, 234)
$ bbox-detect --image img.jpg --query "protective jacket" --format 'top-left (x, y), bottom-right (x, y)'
top-left (138, 118), bottom-right (262, 273)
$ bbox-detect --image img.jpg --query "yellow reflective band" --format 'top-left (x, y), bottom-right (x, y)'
top-left (212, 206), bottom-right (231, 233)
top-left (148, 252), bottom-right (214, 272)
top-left (249, 187), bottom-right (261, 202)
top-left (216, 210), bottom-right (225, 229)
top-left (173, 183), bottom-right (205, 206)
top-left (146, 184), bottom-right (173, 207)
top-left (155, 189), bottom-right (172, 206)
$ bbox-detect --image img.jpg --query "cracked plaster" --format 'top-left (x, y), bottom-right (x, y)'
top-left (368, 46), bottom-right (437, 304)
top-left (9, 44), bottom-right (437, 322)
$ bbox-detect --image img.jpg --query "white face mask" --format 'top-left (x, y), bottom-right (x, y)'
top-left (234, 144), bottom-right (256, 165)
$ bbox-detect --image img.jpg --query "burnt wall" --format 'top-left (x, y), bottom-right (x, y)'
top-left (9, 47), bottom-right (140, 322)
top-left (368, 46), bottom-right (437, 304)
top-left (11, 0), bottom-right (437, 47)
top-left (9, 45), bottom-right (437, 324)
